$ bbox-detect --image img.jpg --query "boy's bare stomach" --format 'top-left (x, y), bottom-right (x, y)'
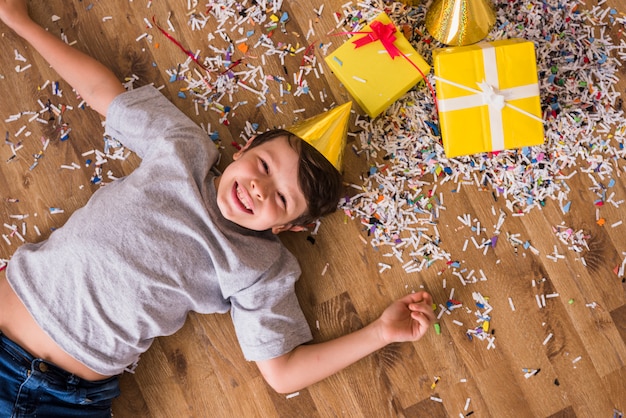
top-left (0, 271), bottom-right (111, 381)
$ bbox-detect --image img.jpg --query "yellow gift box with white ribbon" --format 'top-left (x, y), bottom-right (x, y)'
top-left (433, 39), bottom-right (544, 158)
top-left (325, 12), bottom-right (431, 119)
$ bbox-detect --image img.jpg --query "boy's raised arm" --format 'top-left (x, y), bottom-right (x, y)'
top-left (256, 291), bottom-right (435, 394)
top-left (0, 0), bottom-right (126, 116)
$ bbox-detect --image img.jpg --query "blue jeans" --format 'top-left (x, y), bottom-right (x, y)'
top-left (0, 332), bottom-right (120, 417)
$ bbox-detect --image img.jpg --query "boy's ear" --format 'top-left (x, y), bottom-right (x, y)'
top-left (271, 224), bottom-right (306, 234)
top-left (233, 135), bottom-right (256, 160)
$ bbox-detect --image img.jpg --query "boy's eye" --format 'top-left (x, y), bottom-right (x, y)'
top-left (260, 159), bottom-right (269, 173)
top-left (279, 193), bottom-right (287, 207)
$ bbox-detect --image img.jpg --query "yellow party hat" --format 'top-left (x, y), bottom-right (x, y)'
top-left (288, 101), bottom-right (352, 171)
top-left (425, 0), bottom-right (496, 46)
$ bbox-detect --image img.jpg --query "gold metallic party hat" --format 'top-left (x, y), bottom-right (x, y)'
top-left (288, 102), bottom-right (351, 170)
top-left (397, 0), bottom-right (421, 6)
top-left (425, 0), bottom-right (496, 46)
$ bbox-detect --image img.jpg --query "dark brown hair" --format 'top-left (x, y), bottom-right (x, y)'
top-left (243, 129), bottom-right (343, 226)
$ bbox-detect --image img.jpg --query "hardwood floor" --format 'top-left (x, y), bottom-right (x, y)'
top-left (1, 0), bottom-right (625, 417)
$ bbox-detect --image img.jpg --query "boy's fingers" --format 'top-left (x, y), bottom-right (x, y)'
top-left (411, 311), bottom-right (434, 332)
top-left (409, 300), bottom-right (434, 314)
top-left (414, 291), bottom-right (432, 305)
top-left (410, 304), bottom-right (435, 321)
top-left (402, 291), bottom-right (432, 305)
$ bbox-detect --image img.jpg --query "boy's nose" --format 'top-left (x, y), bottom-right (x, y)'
top-left (252, 179), bottom-right (269, 200)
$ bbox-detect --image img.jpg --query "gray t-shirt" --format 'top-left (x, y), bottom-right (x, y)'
top-left (7, 85), bottom-right (312, 376)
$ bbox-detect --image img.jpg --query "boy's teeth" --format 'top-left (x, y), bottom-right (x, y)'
top-left (237, 186), bottom-right (251, 210)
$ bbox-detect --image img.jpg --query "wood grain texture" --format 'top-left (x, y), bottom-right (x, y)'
top-left (0, 0), bottom-right (624, 417)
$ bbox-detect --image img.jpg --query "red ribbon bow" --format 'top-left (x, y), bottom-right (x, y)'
top-left (351, 21), bottom-right (401, 59)
top-left (339, 19), bottom-right (439, 114)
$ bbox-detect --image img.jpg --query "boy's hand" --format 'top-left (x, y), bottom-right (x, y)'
top-left (0, 0), bottom-right (32, 35)
top-left (378, 291), bottom-right (435, 344)
top-left (257, 290), bottom-right (436, 393)
top-left (0, 0), bottom-right (124, 116)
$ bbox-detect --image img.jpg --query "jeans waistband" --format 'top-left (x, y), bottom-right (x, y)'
top-left (0, 331), bottom-right (39, 367)
top-left (0, 331), bottom-right (120, 413)
top-left (0, 331), bottom-right (116, 387)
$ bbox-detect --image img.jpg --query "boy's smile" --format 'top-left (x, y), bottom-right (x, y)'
top-left (235, 182), bottom-right (253, 212)
top-left (215, 135), bottom-right (308, 233)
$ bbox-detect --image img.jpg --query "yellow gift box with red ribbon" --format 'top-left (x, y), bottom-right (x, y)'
top-left (325, 12), bottom-right (431, 119)
top-left (433, 39), bottom-right (544, 158)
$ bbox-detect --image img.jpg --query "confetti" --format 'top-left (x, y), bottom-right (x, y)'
top-left (339, 0), bottom-right (626, 275)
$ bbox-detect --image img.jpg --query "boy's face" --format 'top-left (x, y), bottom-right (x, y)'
top-left (215, 135), bottom-right (308, 234)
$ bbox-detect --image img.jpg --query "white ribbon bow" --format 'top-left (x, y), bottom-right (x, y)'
top-left (435, 43), bottom-right (544, 152)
